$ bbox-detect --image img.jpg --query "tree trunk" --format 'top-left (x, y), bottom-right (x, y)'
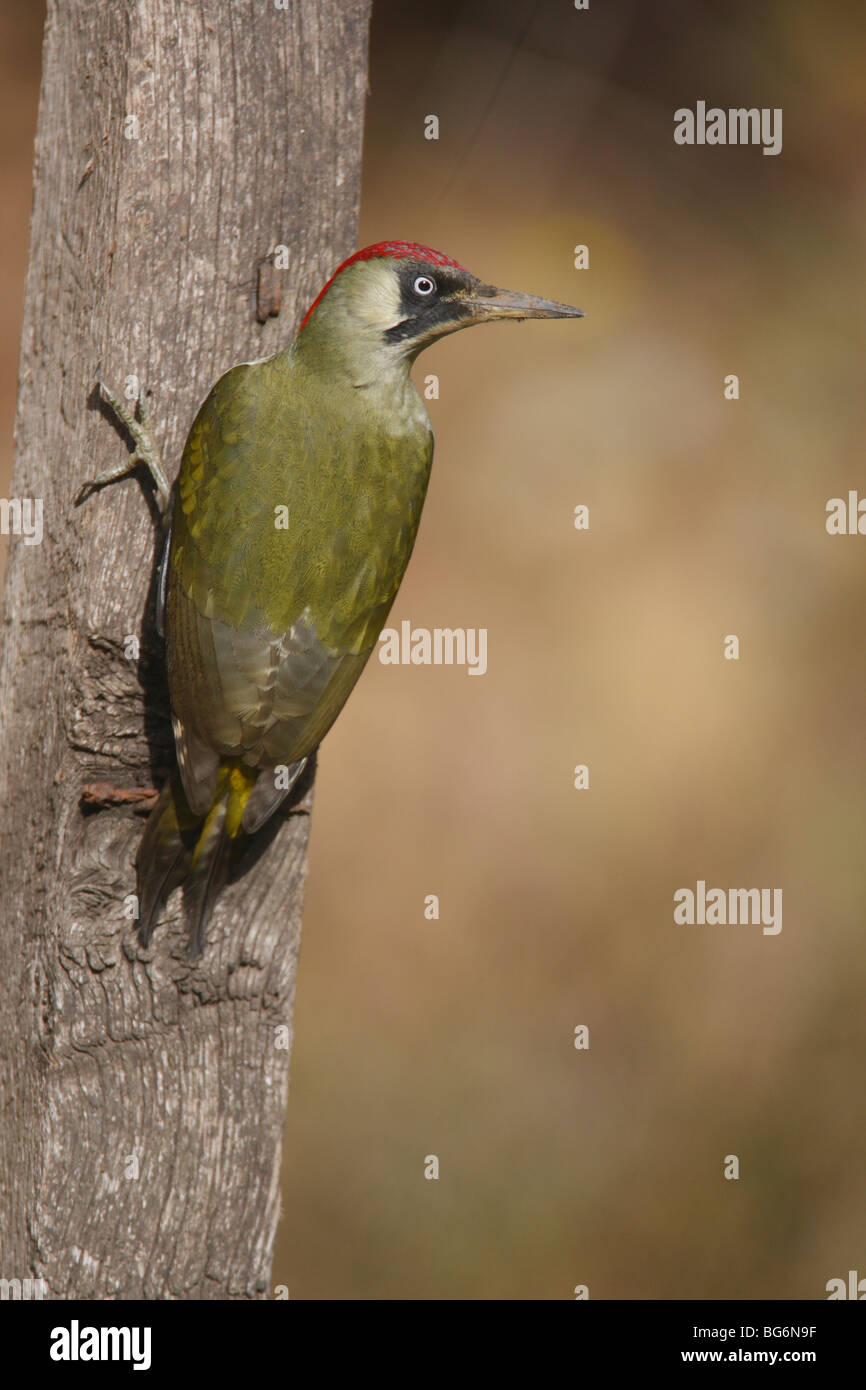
top-left (0, 0), bottom-right (370, 1300)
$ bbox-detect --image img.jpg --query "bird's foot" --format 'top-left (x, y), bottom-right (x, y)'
top-left (77, 380), bottom-right (171, 513)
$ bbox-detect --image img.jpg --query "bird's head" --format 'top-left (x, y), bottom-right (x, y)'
top-left (294, 241), bottom-right (583, 384)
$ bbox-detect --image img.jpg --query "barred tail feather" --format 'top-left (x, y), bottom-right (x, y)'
top-left (183, 794), bottom-right (232, 957)
top-left (136, 781), bottom-right (190, 945)
top-left (136, 763), bottom-right (257, 955)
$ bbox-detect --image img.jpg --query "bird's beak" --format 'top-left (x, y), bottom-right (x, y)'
top-left (459, 284), bottom-right (584, 323)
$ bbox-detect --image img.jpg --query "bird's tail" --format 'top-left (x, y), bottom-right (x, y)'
top-left (137, 761), bottom-right (257, 956)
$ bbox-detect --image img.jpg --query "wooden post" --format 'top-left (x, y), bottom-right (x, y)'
top-left (0, 0), bottom-right (370, 1299)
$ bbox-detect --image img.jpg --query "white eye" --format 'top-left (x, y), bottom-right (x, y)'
top-left (413, 275), bottom-right (436, 296)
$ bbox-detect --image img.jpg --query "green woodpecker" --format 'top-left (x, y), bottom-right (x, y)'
top-left (88, 242), bottom-right (583, 952)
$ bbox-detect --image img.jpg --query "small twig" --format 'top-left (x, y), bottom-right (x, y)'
top-left (81, 782), bottom-right (159, 810)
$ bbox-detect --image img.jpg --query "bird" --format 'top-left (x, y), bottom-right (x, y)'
top-left (86, 241), bottom-right (583, 953)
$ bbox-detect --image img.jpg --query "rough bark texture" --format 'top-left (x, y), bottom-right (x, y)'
top-left (0, 0), bottom-right (370, 1299)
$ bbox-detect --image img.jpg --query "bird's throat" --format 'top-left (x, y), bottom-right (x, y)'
top-left (289, 323), bottom-right (430, 437)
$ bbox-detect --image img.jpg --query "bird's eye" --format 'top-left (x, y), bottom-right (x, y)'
top-left (412, 275), bottom-right (436, 296)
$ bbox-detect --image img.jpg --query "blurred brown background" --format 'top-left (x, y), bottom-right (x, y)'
top-left (3, 0), bottom-right (866, 1298)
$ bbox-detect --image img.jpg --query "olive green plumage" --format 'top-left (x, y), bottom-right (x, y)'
top-left (168, 347), bottom-right (432, 780)
top-left (125, 242), bottom-right (582, 952)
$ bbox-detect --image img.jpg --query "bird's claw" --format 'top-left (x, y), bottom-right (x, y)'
top-left (78, 378), bottom-right (171, 513)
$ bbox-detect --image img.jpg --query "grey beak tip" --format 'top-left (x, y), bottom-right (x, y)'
top-left (537, 301), bottom-right (584, 320)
